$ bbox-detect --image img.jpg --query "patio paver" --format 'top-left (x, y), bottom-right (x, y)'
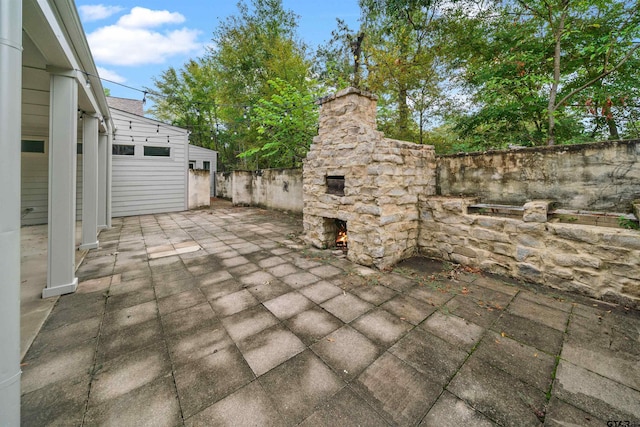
top-left (20, 202), bottom-right (640, 426)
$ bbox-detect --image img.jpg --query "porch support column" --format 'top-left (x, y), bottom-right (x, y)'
top-left (98, 132), bottom-right (107, 229)
top-left (80, 115), bottom-right (99, 249)
top-left (44, 71), bottom-right (79, 298)
top-left (0, 0), bottom-right (23, 423)
top-left (106, 122), bottom-right (113, 227)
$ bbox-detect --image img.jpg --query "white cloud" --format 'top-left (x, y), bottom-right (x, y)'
top-left (117, 7), bottom-right (185, 28)
top-left (96, 66), bottom-right (126, 83)
top-left (78, 4), bottom-right (124, 22)
top-left (86, 7), bottom-right (201, 66)
top-left (89, 26), bottom-right (201, 66)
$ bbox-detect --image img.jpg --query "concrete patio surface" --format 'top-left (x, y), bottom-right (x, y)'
top-left (21, 201), bottom-right (640, 426)
top-left (20, 223), bottom-right (85, 360)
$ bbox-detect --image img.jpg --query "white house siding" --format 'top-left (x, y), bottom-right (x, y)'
top-left (111, 108), bottom-right (188, 217)
top-left (188, 144), bottom-right (218, 197)
top-left (20, 149), bottom-right (48, 226)
top-left (20, 139), bottom-right (84, 226)
top-left (20, 108), bottom-right (190, 224)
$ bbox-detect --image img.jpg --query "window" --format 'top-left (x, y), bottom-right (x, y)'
top-left (203, 161), bottom-right (210, 171)
top-left (189, 161), bottom-right (195, 169)
top-left (21, 140), bottom-right (45, 153)
top-left (113, 144), bottom-right (134, 155)
top-left (144, 146), bottom-right (171, 157)
top-left (77, 143), bottom-right (83, 155)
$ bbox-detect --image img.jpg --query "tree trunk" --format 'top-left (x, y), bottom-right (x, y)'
top-left (547, 9), bottom-right (567, 146)
top-left (351, 32), bottom-right (365, 88)
top-left (419, 108), bottom-right (424, 144)
top-left (606, 113), bottom-right (620, 140)
top-left (398, 84), bottom-right (410, 139)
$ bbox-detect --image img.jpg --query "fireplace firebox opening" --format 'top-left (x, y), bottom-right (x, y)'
top-left (326, 176), bottom-right (345, 196)
top-left (335, 219), bottom-right (347, 250)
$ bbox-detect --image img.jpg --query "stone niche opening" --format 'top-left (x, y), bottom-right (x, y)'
top-left (326, 176), bottom-right (345, 196)
top-left (303, 87), bottom-right (437, 269)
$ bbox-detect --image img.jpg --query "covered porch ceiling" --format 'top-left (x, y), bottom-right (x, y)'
top-left (21, 0), bottom-right (111, 135)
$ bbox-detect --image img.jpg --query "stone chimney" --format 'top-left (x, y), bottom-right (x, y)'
top-left (303, 88), bottom-right (437, 269)
top-left (316, 87), bottom-right (378, 134)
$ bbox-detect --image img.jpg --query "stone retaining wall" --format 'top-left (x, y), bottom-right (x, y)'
top-left (419, 196), bottom-right (640, 308)
top-left (188, 169), bottom-right (210, 209)
top-left (437, 141), bottom-right (640, 212)
top-left (215, 172), bottom-right (232, 199)
top-left (216, 169), bottom-right (303, 212)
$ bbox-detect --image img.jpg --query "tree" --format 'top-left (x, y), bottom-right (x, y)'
top-left (208, 0), bottom-right (311, 168)
top-left (442, 0), bottom-right (640, 147)
top-left (517, 0), bottom-right (640, 145)
top-left (146, 59), bottom-right (233, 167)
top-left (238, 78), bottom-right (319, 168)
top-left (149, 0), bottom-right (313, 170)
top-left (314, 19), bottom-right (363, 92)
top-left (359, 0), bottom-right (444, 142)
top-left (441, 4), bottom-right (555, 147)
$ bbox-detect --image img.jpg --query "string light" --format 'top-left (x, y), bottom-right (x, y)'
top-left (72, 68), bottom-right (321, 114)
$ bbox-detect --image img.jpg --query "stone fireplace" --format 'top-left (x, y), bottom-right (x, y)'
top-left (303, 88), bottom-right (436, 269)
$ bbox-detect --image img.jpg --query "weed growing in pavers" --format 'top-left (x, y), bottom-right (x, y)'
top-left (546, 356), bottom-right (561, 401)
top-left (365, 275), bottom-right (380, 286)
top-left (88, 363), bottom-right (103, 377)
top-left (392, 266), bottom-right (417, 278)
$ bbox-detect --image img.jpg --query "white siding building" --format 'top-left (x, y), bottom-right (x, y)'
top-left (110, 107), bottom-right (189, 217)
top-left (20, 104), bottom-right (217, 223)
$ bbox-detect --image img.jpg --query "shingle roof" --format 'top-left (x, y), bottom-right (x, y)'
top-left (106, 96), bottom-right (144, 116)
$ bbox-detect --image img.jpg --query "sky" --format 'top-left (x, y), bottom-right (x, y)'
top-left (77, 1), bottom-right (362, 100)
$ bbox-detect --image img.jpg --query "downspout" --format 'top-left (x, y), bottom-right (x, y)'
top-left (0, 0), bottom-right (23, 424)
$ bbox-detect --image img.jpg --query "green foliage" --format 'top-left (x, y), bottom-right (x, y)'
top-left (313, 19), bottom-right (361, 92)
top-left (147, 59), bottom-right (232, 165)
top-left (238, 78), bottom-right (319, 168)
top-left (359, 0), bottom-right (444, 143)
top-left (440, 0), bottom-right (640, 149)
top-left (148, 0), bottom-right (312, 170)
top-left (618, 216), bottom-right (640, 230)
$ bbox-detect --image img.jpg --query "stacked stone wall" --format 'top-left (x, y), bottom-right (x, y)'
top-left (419, 196), bottom-right (640, 308)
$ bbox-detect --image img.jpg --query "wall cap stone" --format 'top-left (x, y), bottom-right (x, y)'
top-left (317, 87), bottom-right (378, 105)
top-left (523, 200), bottom-right (553, 223)
top-left (437, 138), bottom-right (640, 159)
